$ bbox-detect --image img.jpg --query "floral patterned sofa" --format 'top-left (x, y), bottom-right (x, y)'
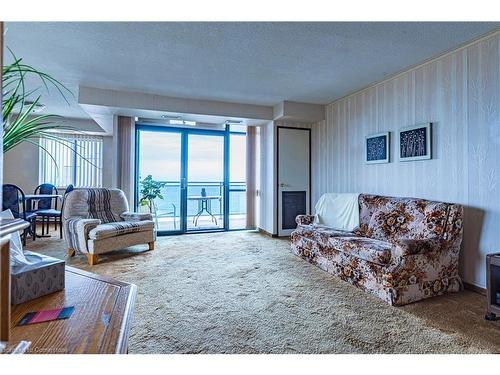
top-left (291, 194), bottom-right (464, 306)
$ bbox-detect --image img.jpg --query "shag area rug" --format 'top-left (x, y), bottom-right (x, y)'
top-left (26, 230), bottom-right (500, 353)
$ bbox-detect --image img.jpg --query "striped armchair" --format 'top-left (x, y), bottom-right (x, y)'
top-left (62, 188), bottom-right (156, 265)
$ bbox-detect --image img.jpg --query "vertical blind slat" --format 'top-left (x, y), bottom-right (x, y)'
top-left (39, 134), bottom-right (103, 188)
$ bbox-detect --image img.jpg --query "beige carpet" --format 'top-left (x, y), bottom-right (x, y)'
top-left (25, 230), bottom-right (500, 354)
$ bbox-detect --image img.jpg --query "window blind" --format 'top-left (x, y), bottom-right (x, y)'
top-left (39, 134), bottom-right (103, 188)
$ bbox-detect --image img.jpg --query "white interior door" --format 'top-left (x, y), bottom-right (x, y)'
top-left (277, 127), bottom-right (310, 236)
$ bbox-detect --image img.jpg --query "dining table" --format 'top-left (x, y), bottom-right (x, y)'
top-left (24, 193), bottom-right (62, 201)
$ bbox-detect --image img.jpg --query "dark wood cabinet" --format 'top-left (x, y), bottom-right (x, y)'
top-left (485, 253), bottom-right (500, 321)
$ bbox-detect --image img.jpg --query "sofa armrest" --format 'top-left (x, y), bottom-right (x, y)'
top-left (64, 217), bottom-right (101, 253)
top-left (120, 212), bottom-right (153, 221)
top-left (392, 238), bottom-right (445, 257)
top-left (295, 214), bottom-right (315, 226)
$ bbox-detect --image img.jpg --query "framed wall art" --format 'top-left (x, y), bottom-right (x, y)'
top-left (365, 132), bottom-right (390, 164)
top-left (398, 123), bottom-right (432, 161)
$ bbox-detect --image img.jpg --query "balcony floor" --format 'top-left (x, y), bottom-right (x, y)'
top-left (155, 214), bottom-right (246, 232)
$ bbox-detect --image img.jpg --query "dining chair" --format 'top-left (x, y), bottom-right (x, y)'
top-left (2, 184), bottom-right (37, 245)
top-left (33, 183), bottom-right (60, 236)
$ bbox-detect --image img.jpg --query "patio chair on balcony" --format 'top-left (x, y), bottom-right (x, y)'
top-left (155, 203), bottom-right (177, 230)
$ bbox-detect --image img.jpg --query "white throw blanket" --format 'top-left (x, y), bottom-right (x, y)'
top-left (314, 193), bottom-right (360, 231)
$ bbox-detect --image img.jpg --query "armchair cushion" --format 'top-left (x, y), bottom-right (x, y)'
top-left (65, 218), bottom-right (101, 253)
top-left (88, 220), bottom-right (154, 241)
top-left (120, 212), bottom-right (153, 221)
top-left (62, 188), bottom-right (128, 224)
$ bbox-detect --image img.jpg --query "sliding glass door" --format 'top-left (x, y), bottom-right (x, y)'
top-left (186, 134), bottom-right (225, 231)
top-left (229, 130), bottom-right (247, 229)
top-left (136, 125), bottom-right (246, 235)
top-left (136, 130), bottom-right (182, 233)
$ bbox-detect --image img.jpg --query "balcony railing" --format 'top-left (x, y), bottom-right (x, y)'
top-left (140, 180), bottom-right (246, 219)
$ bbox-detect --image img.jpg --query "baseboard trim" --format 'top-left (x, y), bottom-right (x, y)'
top-left (463, 282), bottom-right (486, 296)
top-left (257, 227), bottom-right (278, 238)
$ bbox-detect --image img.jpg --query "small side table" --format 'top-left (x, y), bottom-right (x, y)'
top-left (485, 253), bottom-right (500, 321)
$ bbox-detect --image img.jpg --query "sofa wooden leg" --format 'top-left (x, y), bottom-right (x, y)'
top-left (485, 312), bottom-right (497, 321)
top-left (148, 241), bottom-right (155, 251)
top-left (86, 254), bottom-right (98, 266)
top-left (67, 248), bottom-right (75, 257)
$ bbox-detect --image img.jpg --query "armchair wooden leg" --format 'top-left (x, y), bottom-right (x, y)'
top-left (67, 248), bottom-right (75, 257)
top-left (86, 254), bottom-right (98, 266)
top-left (148, 241), bottom-right (155, 251)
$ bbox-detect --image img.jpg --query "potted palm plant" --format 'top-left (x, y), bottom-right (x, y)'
top-left (139, 175), bottom-right (167, 228)
top-left (3, 49), bottom-right (77, 159)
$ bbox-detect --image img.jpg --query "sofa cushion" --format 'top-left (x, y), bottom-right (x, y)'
top-left (327, 236), bottom-right (393, 265)
top-left (294, 224), bottom-right (356, 243)
top-left (359, 195), bottom-right (450, 242)
top-left (88, 220), bottom-right (154, 240)
top-left (392, 238), bottom-right (445, 257)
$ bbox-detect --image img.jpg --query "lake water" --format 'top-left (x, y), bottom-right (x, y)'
top-left (149, 183), bottom-right (246, 217)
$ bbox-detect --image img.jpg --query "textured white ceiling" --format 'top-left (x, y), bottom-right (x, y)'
top-left (4, 22), bottom-right (499, 119)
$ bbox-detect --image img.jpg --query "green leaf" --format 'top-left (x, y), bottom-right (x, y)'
top-left (2, 48), bottom-right (95, 169)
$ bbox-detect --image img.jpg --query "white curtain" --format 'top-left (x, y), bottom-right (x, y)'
top-left (116, 116), bottom-right (135, 206)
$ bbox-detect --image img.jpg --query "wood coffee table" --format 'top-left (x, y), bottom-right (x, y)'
top-left (7, 266), bottom-right (136, 354)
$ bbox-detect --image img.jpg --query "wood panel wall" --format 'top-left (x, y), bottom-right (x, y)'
top-left (311, 31), bottom-right (500, 288)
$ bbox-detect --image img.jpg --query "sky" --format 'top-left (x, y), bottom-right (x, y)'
top-left (138, 131), bottom-right (246, 183)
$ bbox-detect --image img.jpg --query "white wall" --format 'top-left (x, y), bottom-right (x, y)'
top-left (258, 121), bottom-right (276, 234)
top-left (3, 141), bottom-right (39, 193)
top-left (312, 32), bottom-right (500, 288)
top-left (254, 125), bottom-right (261, 229)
